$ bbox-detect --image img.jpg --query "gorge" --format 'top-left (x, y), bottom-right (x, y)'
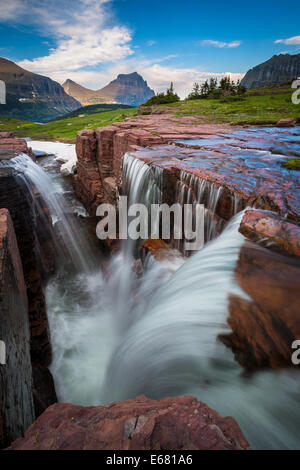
top-left (0, 114), bottom-right (300, 450)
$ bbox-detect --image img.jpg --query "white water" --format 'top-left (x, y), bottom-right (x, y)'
top-left (0, 154), bottom-right (94, 272)
top-left (28, 140), bottom-right (77, 176)
top-left (4, 152), bottom-right (300, 450)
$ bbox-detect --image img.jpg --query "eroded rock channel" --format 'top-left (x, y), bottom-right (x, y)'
top-left (0, 119), bottom-right (300, 450)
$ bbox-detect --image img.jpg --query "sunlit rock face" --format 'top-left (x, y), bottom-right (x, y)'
top-left (63, 72), bottom-right (155, 107)
top-left (0, 57), bottom-right (81, 122)
top-left (241, 53), bottom-right (300, 89)
top-left (7, 395), bottom-right (250, 450)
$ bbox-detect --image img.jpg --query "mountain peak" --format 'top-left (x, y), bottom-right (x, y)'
top-left (63, 72), bottom-right (154, 107)
top-left (241, 53), bottom-right (300, 89)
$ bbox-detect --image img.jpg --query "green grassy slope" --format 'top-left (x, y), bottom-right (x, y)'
top-left (0, 106), bottom-right (138, 142)
top-left (152, 86), bottom-right (300, 125)
top-left (0, 85), bottom-right (299, 142)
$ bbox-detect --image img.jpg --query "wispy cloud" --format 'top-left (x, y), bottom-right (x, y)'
top-left (201, 40), bottom-right (241, 48)
top-left (1, 1), bottom-right (244, 98)
top-left (4, 0), bottom-right (134, 75)
top-left (147, 40), bottom-right (157, 46)
top-left (275, 36), bottom-right (300, 45)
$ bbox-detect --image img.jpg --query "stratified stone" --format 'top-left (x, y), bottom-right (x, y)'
top-left (276, 118), bottom-right (296, 127)
top-left (8, 395), bottom-right (250, 450)
top-left (239, 209), bottom-right (300, 258)
top-left (220, 243), bottom-right (300, 370)
top-left (0, 209), bottom-right (35, 448)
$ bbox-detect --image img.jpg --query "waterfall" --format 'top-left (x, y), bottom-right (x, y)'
top-left (0, 154), bottom-right (95, 273)
top-left (3, 151), bottom-right (300, 450)
top-left (177, 170), bottom-right (224, 245)
top-left (102, 211), bottom-right (300, 450)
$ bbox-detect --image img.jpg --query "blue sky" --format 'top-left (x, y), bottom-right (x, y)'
top-left (0, 0), bottom-right (300, 97)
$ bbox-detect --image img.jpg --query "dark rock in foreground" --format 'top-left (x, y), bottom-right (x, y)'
top-left (8, 395), bottom-right (250, 450)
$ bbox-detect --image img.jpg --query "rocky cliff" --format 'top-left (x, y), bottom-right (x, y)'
top-left (0, 209), bottom-right (35, 448)
top-left (0, 58), bottom-right (81, 122)
top-left (0, 136), bottom-right (57, 447)
top-left (63, 72), bottom-right (155, 107)
top-left (241, 53), bottom-right (300, 89)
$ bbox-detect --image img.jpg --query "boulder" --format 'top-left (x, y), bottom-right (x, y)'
top-left (220, 243), bottom-right (300, 370)
top-left (239, 209), bottom-right (300, 258)
top-left (7, 395), bottom-right (250, 450)
top-left (276, 118), bottom-right (296, 127)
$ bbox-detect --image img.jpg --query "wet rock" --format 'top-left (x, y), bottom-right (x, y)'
top-left (7, 395), bottom-right (250, 450)
top-left (239, 209), bottom-right (300, 258)
top-left (0, 209), bottom-right (35, 448)
top-left (0, 160), bottom-right (57, 430)
top-left (0, 134), bottom-right (35, 160)
top-left (74, 117), bottom-right (231, 215)
top-left (220, 243), bottom-right (300, 370)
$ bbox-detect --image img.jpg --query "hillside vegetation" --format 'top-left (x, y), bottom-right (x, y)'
top-left (0, 106), bottom-right (137, 142)
top-left (0, 84), bottom-right (299, 142)
top-left (144, 84), bottom-right (300, 125)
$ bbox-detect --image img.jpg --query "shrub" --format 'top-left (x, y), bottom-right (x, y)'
top-left (144, 82), bottom-right (180, 105)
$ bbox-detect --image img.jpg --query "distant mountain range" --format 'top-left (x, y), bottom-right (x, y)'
top-left (0, 58), bottom-right (81, 122)
top-left (63, 72), bottom-right (155, 107)
top-left (241, 53), bottom-right (300, 89)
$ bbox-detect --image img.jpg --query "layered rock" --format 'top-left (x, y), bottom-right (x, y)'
top-left (220, 241), bottom-right (300, 370)
top-left (0, 151), bottom-right (57, 446)
top-left (74, 116), bottom-right (232, 214)
top-left (8, 395), bottom-right (250, 450)
top-left (0, 209), bottom-right (35, 448)
top-left (241, 53), bottom-right (300, 89)
top-left (0, 132), bottom-right (35, 160)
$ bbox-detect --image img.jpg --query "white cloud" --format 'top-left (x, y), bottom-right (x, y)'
top-left (275, 36), bottom-right (300, 45)
top-left (12, 0), bottom-right (133, 75)
top-left (141, 64), bottom-right (244, 98)
top-left (0, 0), bottom-right (25, 21)
top-left (147, 40), bottom-right (157, 46)
top-left (1, 1), bottom-right (244, 100)
top-left (201, 40), bottom-right (241, 48)
top-left (58, 62), bottom-right (244, 99)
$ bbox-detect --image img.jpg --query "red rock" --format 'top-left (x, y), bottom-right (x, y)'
top-left (220, 243), bottom-right (300, 370)
top-left (7, 395), bottom-right (250, 450)
top-left (239, 209), bottom-right (300, 258)
top-left (276, 118), bottom-right (296, 127)
top-left (0, 136), bottom-right (35, 160)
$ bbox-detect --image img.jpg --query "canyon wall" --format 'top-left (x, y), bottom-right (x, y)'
top-left (0, 209), bottom-right (34, 448)
top-left (0, 136), bottom-right (57, 446)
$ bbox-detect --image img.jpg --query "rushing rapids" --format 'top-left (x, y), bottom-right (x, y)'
top-left (2, 145), bottom-right (300, 449)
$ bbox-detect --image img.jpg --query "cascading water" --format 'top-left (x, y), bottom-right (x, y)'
top-left (3, 151), bottom-right (300, 449)
top-left (0, 154), bottom-right (95, 273)
top-left (177, 171), bottom-right (225, 247)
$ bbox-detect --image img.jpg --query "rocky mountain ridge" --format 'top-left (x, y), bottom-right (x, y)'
top-left (0, 58), bottom-right (81, 122)
top-left (241, 53), bottom-right (300, 89)
top-left (63, 72), bottom-right (154, 107)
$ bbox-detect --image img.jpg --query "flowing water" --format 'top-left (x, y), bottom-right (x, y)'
top-left (3, 151), bottom-right (300, 450)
